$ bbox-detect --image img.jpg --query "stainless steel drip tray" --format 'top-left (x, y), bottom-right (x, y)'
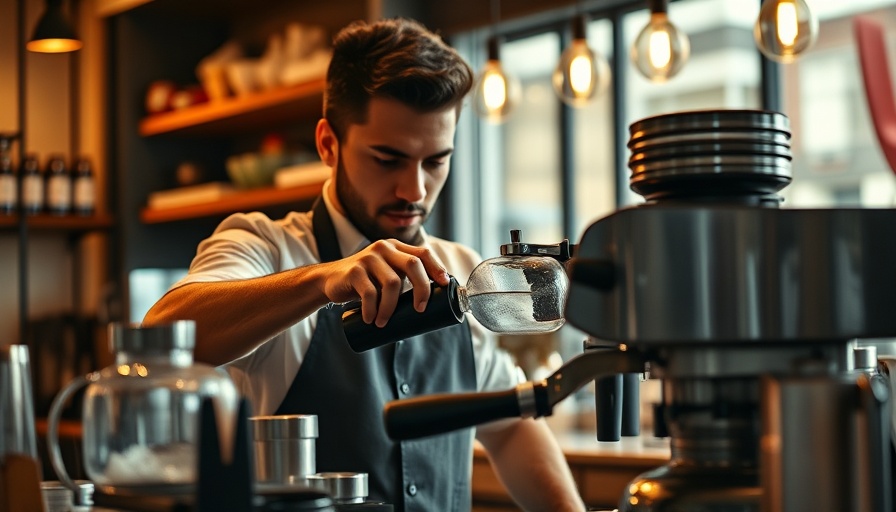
top-left (567, 206), bottom-right (896, 345)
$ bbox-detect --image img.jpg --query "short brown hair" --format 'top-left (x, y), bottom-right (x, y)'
top-left (323, 18), bottom-right (473, 138)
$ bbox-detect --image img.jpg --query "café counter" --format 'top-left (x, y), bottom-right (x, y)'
top-left (471, 432), bottom-right (671, 511)
top-left (37, 421), bottom-right (670, 511)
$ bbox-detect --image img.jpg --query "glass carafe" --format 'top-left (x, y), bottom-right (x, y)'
top-left (342, 230), bottom-right (570, 352)
top-left (47, 320), bottom-right (239, 499)
top-left (459, 252), bottom-right (567, 333)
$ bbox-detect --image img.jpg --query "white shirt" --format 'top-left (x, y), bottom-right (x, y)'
top-left (170, 180), bottom-right (519, 415)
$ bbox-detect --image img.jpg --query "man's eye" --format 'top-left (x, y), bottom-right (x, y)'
top-left (425, 159), bottom-right (447, 169)
top-left (374, 157), bottom-right (400, 167)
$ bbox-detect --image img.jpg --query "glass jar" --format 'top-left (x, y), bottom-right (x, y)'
top-left (460, 253), bottom-right (568, 333)
top-left (47, 320), bottom-right (239, 498)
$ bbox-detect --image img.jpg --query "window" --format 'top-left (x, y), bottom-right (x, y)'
top-left (450, 0), bottom-right (766, 378)
top-left (622, 0), bottom-right (763, 206)
top-left (451, 0), bottom-right (766, 254)
top-left (573, 19), bottom-right (616, 237)
top-left (492, 32), bottom-right (563, 249)
top-left (780, 2), bottom-right (896, 207)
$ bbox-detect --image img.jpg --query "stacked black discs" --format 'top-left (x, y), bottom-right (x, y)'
top-left (627, 109), bottom-right (792, 205)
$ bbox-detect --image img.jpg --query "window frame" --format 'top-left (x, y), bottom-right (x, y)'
top-left (436, 0), bottom-right (780, 256)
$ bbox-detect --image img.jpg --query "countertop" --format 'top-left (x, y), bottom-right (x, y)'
top-left (472, 431), bottom-right (671, 510)
top-left (474, 429), bottom-right (671, 464)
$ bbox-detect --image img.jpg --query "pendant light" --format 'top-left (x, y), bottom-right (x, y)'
top-left (754, 0), bottom-right (818, 63)
top-left (27, 0), bottom-right (82, 53)
top-left (473, 0), bottom-right (520, 124)
top-left (553, 14), bottom-right (611, 107)
top-left (630, 0), bottom-right (690, 82)
top-left (473, 37), bottom-right (521, 123)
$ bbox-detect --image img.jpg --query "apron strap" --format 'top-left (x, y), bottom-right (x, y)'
top-left (311, 196), bottom-right (343, 263)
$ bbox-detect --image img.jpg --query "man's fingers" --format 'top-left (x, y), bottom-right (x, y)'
top-left (341, 239), bottom-right (452, 325)
top-left (354, 278), bottom-right (380, 325)
top-left (374, 269), bottom-right (404, 327)
top-left (388, 240), bottom-right (451, 287)
top-left (392, 254), bottom-right (431, 312)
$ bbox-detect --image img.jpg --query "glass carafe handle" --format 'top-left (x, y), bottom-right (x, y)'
top-left (47, 372), bottom-right (97, 501)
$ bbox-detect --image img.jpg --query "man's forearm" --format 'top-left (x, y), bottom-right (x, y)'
top-left (143, 266), bottom-right (329, 366)
top-left (477, 419), bottom-right (585, 512)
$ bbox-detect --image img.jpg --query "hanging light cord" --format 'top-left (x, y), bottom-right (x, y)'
top-left (487, 0), bottom-right (501, 60)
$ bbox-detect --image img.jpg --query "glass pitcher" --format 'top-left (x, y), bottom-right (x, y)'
top-left (47, 320), bottom-right (239, 498)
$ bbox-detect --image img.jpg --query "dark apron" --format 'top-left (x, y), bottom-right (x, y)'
top-left (275, 198), bottom-right (476, 512)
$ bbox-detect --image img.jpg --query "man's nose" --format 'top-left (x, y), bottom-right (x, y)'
top-left (395, 163), bottom-right (426, 203)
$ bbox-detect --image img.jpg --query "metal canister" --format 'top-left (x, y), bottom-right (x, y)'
top-left (304, 472), bottom-right (368, 504)
top-left (40, 480), bottom-right (93, 511)
top-left (251, 415), bottom-right (318, 485)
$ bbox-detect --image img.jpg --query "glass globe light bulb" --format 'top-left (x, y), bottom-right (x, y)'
top-left (473, 38), bottom-right (521, 124)
top-left (630, 11), bottom-right (690, 82)
top-left (553, 16), bottom-right (611, 107)
top-left (754, 0), bottom-right (818, 63)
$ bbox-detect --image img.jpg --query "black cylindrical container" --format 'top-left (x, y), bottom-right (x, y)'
top-left (621, 373), bottom-right (641, 437)
top-left (341, 277), bottom-right (465, 353)
top-left (596, 374), bottom-right (623, 442)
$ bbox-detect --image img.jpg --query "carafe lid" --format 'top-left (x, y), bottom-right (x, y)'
top-left (109, 320), bottom-right (196, 353)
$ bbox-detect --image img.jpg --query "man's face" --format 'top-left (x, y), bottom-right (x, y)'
top-left (333, 97), bottom-right (457, 245)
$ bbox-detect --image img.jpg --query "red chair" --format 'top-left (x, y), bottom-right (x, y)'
top-left (854, 15), bottom-right (896, 174)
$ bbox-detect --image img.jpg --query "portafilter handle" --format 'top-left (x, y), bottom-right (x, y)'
top-left (384, 349), bottom-right (645, 440)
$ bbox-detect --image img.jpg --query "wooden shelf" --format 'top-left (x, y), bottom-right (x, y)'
top-left (0, 213), bottom-right (114, 233)
top-left (139, 78), bottom-right (326, 137)
top-left (140, 181), bottom-right (324, 223)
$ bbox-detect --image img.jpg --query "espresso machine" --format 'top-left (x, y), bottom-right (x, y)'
top-left (384, 110), bottom-right (896, 512)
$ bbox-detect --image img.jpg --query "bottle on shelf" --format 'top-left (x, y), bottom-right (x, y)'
top-left (45, 154), bottom-right (72, 216)
top-left (21, 154), bottom-right (43, 215)
top-left (72, 157), bottom-right (96, 216)
top-left (0, 152), bottom-right (15, 215)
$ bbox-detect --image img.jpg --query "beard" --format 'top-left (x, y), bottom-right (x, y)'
top-left (335, 157), bottom-right (428, 246)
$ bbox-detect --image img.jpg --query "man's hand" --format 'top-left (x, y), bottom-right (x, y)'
top-left (318, 239), bottom-right (451, 328)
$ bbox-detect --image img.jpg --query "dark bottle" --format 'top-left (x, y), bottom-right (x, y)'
top-left (0, 152), bottom-right (16, 215)
top-left (72, 157), bottom-right (96, 216)
top-left (45, 154), bottom-right (72, 215)
top-left (21, 154), bottom-right (43, 215)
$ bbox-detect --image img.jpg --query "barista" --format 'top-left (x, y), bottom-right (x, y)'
top-left (144, 18), bottom-right (585, 512)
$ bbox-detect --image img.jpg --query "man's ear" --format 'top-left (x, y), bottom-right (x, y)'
top-left (316, 118), bottom-right (339, 168)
